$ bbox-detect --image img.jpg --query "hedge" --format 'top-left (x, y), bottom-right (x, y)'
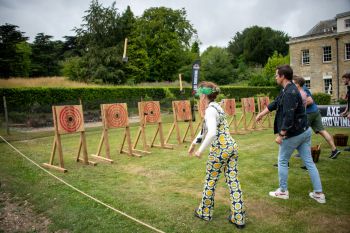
top-left (312, 92), bottom-right (331, 105)
top-left (0, 86), bottom-right (280, 113)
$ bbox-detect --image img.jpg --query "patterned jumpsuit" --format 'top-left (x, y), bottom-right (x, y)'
top-left (195, 103), bottom-right (245, 225)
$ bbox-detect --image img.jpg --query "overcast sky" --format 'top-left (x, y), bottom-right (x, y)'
top-left (1, 0), bottom-right (349, 51)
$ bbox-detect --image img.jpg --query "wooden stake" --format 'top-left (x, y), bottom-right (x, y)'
top-left (3, 96), bottom-right (9, 135)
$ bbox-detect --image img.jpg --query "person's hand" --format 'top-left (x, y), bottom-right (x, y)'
top-left (275, 135), bottom-right (283, 144)
top-left (194, 151), bottom-right (202, 159)
top-left (347, 112), bottom-right (350, 119)
top-left (256, 113), bottom-right (263, 123)
top-left (188, 144), bottom-right (196, 156)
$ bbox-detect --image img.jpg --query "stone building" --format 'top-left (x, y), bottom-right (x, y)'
top-left (288, 11), bottom-right (350, 100)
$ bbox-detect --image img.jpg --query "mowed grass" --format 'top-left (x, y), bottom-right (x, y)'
top-left (0, 121), bottom-right (349, 233)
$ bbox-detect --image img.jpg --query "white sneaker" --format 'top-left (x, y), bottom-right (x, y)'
top-left (269, 188), bottom-right (289, 199)
top-left (309, 192), bottom-right (326, 204)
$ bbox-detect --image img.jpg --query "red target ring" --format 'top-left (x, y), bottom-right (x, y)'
top-left (259, 97), bottom-right (269, 111)
top-left (224, 99), bottom-right (236, 116)
top-left (176, 101), bottom-right (191, 121)
top-left (106, 104), bottom-right (128, 128)
top-left (58, 106), bottom-right (83, 133)
top-left (243, 98), bottom-right (255, 113)
top-left (144, 102), bottom-right (160, 123)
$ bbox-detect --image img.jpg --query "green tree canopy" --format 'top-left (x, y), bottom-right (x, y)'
top-left (201, 46), bottom-right (234, 85)
top-left (131, 7), bottom-right (197, 82)
top-left (227, 26), bottom-right (289, 67)
top-left (30, 33), bottom-right (63, 76)
top-left (0, 24), bottom-right (28, 78)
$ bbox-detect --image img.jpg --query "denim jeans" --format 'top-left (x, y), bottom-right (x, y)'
top-left (278, 127), bottom-right (323, 192)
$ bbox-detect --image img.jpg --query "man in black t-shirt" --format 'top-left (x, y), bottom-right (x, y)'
top-left (340, 73), bottom-right (350, 151)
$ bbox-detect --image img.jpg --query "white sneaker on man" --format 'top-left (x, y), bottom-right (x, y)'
top-left (269, 188), bottom-right (289, 199)
top-left (309, 192), bottom-right (326, 204)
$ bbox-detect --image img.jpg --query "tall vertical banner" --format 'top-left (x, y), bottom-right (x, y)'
top-left (191, 60), bottom-right (201, 122)
top-left (191, 60), bottom-right (200, 95)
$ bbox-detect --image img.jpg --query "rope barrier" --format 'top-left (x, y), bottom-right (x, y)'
top-left (0, 135), bottom-right (166, 233)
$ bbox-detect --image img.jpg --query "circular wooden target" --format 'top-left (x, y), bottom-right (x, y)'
top-left (176, 101), bottom-right (191, 121)
top-left (105, 104), bottom-right (128, 128)
top-left (259, 97), bottom-right (269, 112)
top-left (143, 101), bottom-right (161, 123)
top-left (58, 106), bottom-right (83, 133)
top-left (243, 98), bottom-right (255, 113)
top-left (223, 99), bottom-right (236, 116)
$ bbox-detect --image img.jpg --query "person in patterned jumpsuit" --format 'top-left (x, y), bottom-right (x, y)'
top-left (188, 81), bottom-right (246, 229)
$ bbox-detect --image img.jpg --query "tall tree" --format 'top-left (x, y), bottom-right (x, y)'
top-left (0, 24), bottom-right (28, 78)
top-left (132, 7), bottom-right (197, 82)
top-left (30, 33), bottom-right (62, 76)
top-left (227, 26), bottom-right (289, 66)
top-left (201, 46), bottom-right (234, 85)
top-left (72, 0), bottom-right (129, 84)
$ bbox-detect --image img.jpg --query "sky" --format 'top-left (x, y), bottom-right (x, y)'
top-left (1, 0), bottom-right (349, 52)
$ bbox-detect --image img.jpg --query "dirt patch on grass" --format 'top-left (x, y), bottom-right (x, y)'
top-left (296, 209), bottom-right (350, 233)
top-left (0, 191), bottom-right (68, 233)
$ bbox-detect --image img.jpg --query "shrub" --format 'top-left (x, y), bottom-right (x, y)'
top-left (312, 92), bottom-right (331, 105)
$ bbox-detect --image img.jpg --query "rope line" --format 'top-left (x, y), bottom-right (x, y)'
top-left (0, 135), bottom-right (166, 233)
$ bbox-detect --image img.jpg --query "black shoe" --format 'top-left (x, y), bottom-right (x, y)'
top-left (329, 149), bottom-right (340, 159)
top-left (300, 166), bottom-right (308, 170)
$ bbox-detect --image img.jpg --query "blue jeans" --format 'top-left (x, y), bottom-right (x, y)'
top-left (278, 128), bottom-right (323, 192)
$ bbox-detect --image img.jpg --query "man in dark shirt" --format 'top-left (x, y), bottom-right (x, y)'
top-left (256, 65), bottom-right (326, 204)
top-left (340, 73), bottom-right (350, 151)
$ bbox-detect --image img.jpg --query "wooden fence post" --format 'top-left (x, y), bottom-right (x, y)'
top-left (3, 96), bottom-right (9, 135)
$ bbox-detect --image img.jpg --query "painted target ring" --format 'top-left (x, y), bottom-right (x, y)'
top-left (59, 106), bottom-right (83, 133)
top-left (244, 98), bottom-right (255, 113)
top-left (144, 102), bottom-right (160, 123)
top-left (106, 104), bottom-right (128, 128)
top-left (176, 101), bottom-right (191, 121)
top-left (224, 99), bottom-right (236, 116)
top-left (259, 97), bottom-right (269, 111)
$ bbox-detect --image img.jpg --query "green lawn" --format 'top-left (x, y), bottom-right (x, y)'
top-left (0, 121), bottom-right (349, 233)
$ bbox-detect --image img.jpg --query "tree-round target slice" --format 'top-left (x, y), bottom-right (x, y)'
top-left (258, 97), bottom-right (270, 112)
top-left (175, 100), bottom-right (191, 121)
top-left (105, 103), bottom-right (129, 128)
top-left (242, 98), bottom-right (255, 113)
top-left (56, 105), bottom-right (84, 134)
top-left (143, 101), bottom-right (161, 123)
top-left (223, 99), bottom-right (236, 116)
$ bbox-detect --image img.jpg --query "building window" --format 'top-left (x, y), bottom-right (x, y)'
top-left (323, 46), bottom-right (332, 62)
top-left (345, 19), bottom-right (350, 28)
top-left (304, 77), bottom-right (311, 89)
top-left (323, 78), bottom-right (332, 94)
top-left (346, 43), bottom-right (350, 60)
top-left (302, 49), bottom-right (310, 65)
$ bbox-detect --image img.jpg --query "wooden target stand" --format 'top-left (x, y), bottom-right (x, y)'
top-left (43, 105), bottom-right (96, 173)
top-left (257, 96), bottom-right (272, 129)
top-left (194, 99), bottom-right (206, 135)
top-left (91, 104), bottom-right (141, 163)
top-left (239, 97), bottom-right (264, 131)
top-left (220, 98), bottom-right (246, 135)
top-left (133, 101), bottom-right (173, 153)
top-left (165, 100), bottom-right (194, 144)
